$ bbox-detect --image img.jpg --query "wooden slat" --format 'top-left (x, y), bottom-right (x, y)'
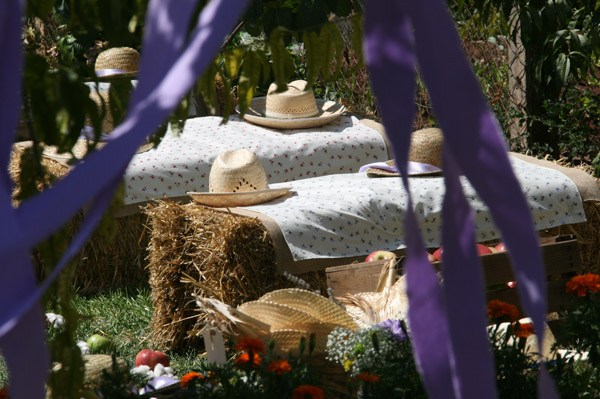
top-left (325, 236), bottom-right (582, 312)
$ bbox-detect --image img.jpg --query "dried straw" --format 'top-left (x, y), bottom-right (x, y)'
top-left (145, 201), bottom-right (326, 351)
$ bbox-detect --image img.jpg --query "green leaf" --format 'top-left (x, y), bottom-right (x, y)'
top-left (237, 51), bottom-right (262, 114)
top-left (303, 30), bottom-right (322, 87)
top-left (223, 48), bottom-right (245, 79)
top-left (350, 14), bottom-right (364, 66)
top-left (196, 62), bottom-right (220, 116)
top-left (555, 52), bottom-right (571, 87)
top-left (268, 27), bottom-right (294, 90)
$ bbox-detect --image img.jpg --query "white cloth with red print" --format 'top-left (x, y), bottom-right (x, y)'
top-left (123, 115), bottom-right (388, 204)
top-left (241, 155), bottom-right (586, 261)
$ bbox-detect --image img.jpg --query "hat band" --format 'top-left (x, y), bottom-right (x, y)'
top-left (95, 68), bottom-right (132, 77)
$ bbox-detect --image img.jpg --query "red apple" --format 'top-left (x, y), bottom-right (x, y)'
top-left (135, 349), bottom-right (170, 369)
top-left (365, 250), bottom-right (397, 262)
top-left (432, 247), bottom-right (444, 262)
top-left (432, 244), bottom-right (492, 262)
top-left (494, 242), bottom-right (507, 252)
top-left (476, 244), bottom-right (493, 256)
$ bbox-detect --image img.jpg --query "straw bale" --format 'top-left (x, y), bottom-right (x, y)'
top-left (9, 144), bottom-right (150, 293)
top-left (145, 201), bottom-right (326, 351)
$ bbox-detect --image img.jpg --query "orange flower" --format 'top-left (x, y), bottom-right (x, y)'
top-left (179, 371), bottom-right (204, 387)
top-left (487, 300), bottom-right (521, 322)
top-left (565, 273), bottom-right (600, 297)
top-left (513, 322), bottom-right (535, 339)
top-left (357, 372), bottom-right (381, 383)
top-left (234, 351), bottom-right (261, 367)
top-left (235, 337), bottom-right (265, 354)
top-left (292, 384), bottom-right (325, 399)
top-left (267, 359), bottom-right (292, 375)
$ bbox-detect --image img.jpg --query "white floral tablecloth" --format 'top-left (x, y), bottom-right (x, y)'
top-left (123, 115), bottom-right (388, 204)
top-left (242, 155), bottom-right (586, 261)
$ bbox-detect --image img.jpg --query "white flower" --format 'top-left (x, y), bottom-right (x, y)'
top-left (46, 313), bottom-right (65, 329)
top-left (153, 363), bottom-right (175, 377)
top-left (76, 341), bottom-right (90, 355)
top-left (131, 365), bottom-right (152, 377)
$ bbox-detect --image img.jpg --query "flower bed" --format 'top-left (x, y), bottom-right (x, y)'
top-left (7, 272), bottom-right (597, 399)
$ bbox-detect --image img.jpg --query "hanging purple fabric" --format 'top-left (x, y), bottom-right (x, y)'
top-left (364, 0), bottom-right (558, 398)
top-left (0, 1), bottom-right (250, 397)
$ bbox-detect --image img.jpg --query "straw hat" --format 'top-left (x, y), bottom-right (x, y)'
top-left (364, 127), bottom-right (444, 177)
top-left (238, 80), bottom-right (346, 129)
top-left (258, 289), bottom-right (357, 330)
top-left (187, 149), bottom-right (291, 207)
top-left (94, 47), bottom-right (140, 78)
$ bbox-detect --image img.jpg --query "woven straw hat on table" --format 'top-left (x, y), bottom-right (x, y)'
top-left (94, 47), bottom-right (140, 78)
top-left (187, 148), bottom-right (291, 207)
top-left (365, 127), bottom-right (444, 177)
top-left (238, 80), bottom-right (346, 129)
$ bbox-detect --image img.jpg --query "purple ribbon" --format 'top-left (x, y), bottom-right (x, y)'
top-left (364, 0), bottom-right (557, 398)
top-left (0, 1), bottom-right (250, 397)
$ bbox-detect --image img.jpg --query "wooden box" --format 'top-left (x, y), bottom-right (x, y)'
top-left (326, 235), bottom-right (582, 313)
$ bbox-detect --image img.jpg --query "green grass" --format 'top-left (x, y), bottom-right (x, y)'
top-left (72, 288), bottom-right (211, 374)
top-left (0, 289), bottom-right (211, 389)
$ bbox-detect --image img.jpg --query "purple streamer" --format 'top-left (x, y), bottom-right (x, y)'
top-left (363, 2), bottom-right (456, 396)
top-left (1, 1), bottom-right (250, 397)
top-left (365, 0), bottom-right (558, 397)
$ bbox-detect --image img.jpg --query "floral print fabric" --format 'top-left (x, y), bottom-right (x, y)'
top-left (244, 156), bottom-right (586, 261)
top-left (124, 115), bottom-right (388, 204)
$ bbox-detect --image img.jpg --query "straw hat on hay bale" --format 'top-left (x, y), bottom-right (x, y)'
top-left (238, 79), bottom-right (346, 129)
top-left (187, 148), bottom-right (291, 207)
top-left (195, 287), bottom-right (357, 354)
top-left (145, 201), bottom-right (327, 351)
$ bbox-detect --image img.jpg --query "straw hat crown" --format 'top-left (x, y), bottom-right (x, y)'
top-left (208, 149), bottom-right (269, 193)
top-left (409, 127), bottom-right (444, 168)
top-left (265, 80), bottom-right (319, 119)
top-left (95, 47), bottom-right (140, 77)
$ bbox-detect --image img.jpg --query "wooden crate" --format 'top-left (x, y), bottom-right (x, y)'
top-left (326, 235), bottom-right (582, 313)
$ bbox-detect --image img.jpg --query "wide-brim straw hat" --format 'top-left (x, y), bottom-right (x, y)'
top-left (237, 301), bottom-right (337, 334)
top-left (187, 148), bottom-right (291, 207)
top-left (237, 80), bottom-right (345, 129)
top-left (258, 289), bottom-right (357, 330)
top-left (363, 159), bottom-right (442, 178)
top-left (364, 127), bottom-right (444, 177)
top-left (94, 47), bottom-right (139, 79)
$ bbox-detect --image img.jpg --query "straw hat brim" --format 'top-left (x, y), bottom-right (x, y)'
top-left (238, 97), bottom-right (346, 129)
top-left (187, 187), bottom-right (291, 208)
top-left (258, 289), bottom-right (357, 330)
top-left (94, 71), bottom-right (138, 82)
top-left (366, 160), bottom-right (442, 178)
top-left (42, 140), bottom-right (154, 161)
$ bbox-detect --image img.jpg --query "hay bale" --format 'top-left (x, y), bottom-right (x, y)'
top-left (9, 144), bottom-right (150, 294)
top-left (145, 201), bottom-right (326, 351)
